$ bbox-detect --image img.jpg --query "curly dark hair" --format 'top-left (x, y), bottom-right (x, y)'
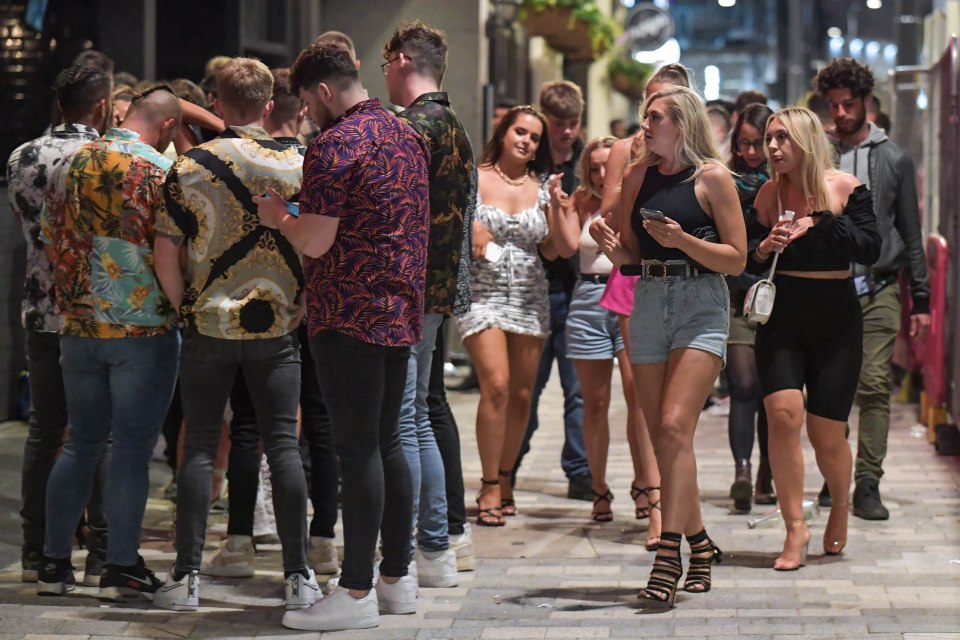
top-left (290, 42), bottom-right (358, 94)
top-left (54, 63), bottom-right (112, 120)
top-left (814, 57), bottom-right (875, 97)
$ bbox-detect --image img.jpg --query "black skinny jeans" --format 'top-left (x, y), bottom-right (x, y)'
top-left (310, 330), bottom-right (412, 590)
top-left (727, 343), bottom-right (769, 462)
top-left (427, 322), bottom-right (466, 536)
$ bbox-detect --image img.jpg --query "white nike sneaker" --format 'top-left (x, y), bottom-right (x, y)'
top-left (153, 567), bottom-right (199, 611)
top-left (284, 568), bottom-right (321, 610)
top-left (415, 547), bottom-right (459, 588)
top-left (307, 536), bottom-right (340, 575)
top-left (202, 535), bottom-right (255, 578)
top-left (282, 586), bottom-right (379, 631)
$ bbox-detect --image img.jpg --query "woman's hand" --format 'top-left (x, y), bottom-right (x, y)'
top-left (591, 216), bottom-right (632, 266)
top-left (642, 216), bottom-right (686, 249)
top-left (785, 215), bottom-right (817, 242)
top-left (758, 219), bottom-right (794, 254)
top-left (548, 173), bottom-right (568, 211)
top-left (472, 221), bottom-right (493, 258)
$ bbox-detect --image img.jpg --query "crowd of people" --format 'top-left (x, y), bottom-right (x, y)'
top-left (6, 18), bottom-right (930, 631)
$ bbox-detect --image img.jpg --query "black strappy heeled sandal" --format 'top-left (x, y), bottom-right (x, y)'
top-left (683, 528), bottom-right (723, 593)
top-left (476, 478), bottom-right (504, 527)
top-left (591, 488), bottom-right (614, 522)
top-left (498, 469), bottom-right (517, 516)
top-left (639, 531), bottom-right (683, 607)
top-left (631, 484), bottom-right (658, 520)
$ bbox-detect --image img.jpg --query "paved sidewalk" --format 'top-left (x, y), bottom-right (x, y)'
top-left (0, 371), bottom-right (958, 639)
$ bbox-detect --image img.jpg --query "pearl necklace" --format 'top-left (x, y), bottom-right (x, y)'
top-left (493, 162), bottom-right (529, 187)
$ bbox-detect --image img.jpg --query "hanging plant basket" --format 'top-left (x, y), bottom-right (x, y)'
top-left (519, 2), bottom-right (618, 62)
top-left (607, 56), bottom-right (654, 101)
top-left (609, 70), bottom-right (647, 101)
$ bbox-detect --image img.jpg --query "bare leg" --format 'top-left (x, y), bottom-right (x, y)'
top-left (617, 317), bottom-right (646, 515)
top-left (464, 328), bottom-right (511, 525)
top-left (574, 358), bottom-right (615, 520)
top-left (806, 413), bottom-right (851, 554)
top-left (765, 389), bottom-right (811, 570)
top-left (498, 333), bottom-right (546, 509)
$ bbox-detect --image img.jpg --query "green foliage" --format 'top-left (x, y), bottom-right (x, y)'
top-left (607, 55), bottom-right (654, 84)
top-left (519, 0), bottom-right (621, 58)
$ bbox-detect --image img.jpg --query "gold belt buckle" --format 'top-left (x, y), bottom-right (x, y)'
top-left (646, 260), bottom-right (667, 280)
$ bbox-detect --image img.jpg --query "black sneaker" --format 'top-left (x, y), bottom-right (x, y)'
top-left (83, 552), bottom-right (106, 587)
top-left (21, 550), bottom-right (41, 583)
top-left (567, 473), bottom-right (593, 501)
top-left (99, 556), bottom-right (163, 601)
top-left (818, 483), bottom-right (832, 508)
top-left (36, 556), bottom-right (76, 596)
top-left (853, 479), bottom-right (889, 520)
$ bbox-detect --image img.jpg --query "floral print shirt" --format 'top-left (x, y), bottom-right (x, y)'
top-left (301, 98), bottom-right (430, 347)
top-left (398, 92), bottom-right (475, 317)
top-left (41, 128), bottom-right (174, 338)
top-left (6, 123), bottom-right (100, 333)
top-left (155, 126), bottom-right (305, 340)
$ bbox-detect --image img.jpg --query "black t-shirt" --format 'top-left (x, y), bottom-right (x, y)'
top-left (541, 138), bottom-right (583, 295)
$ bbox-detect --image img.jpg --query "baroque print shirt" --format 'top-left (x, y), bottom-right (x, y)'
top-left (301, 98), bottom-right (430, 347)
top-left (155, 125), bottom-right (304, 340)
top-left (41, 128), bottom-right (174, 338)
top-left (6, 123), bottom-right (99, 332)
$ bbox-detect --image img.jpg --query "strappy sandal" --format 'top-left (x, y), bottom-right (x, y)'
top-left (638, 531), bottom-right (682, 607)
top-left (498, 469), bottom-right (517, 516)
top-left (591, 488), bottom-right (614, 522)
top-left (631, 484), bottom-right (654, 520)
top-left (644, 487), bottom-right (662, 551)
top-left (476, 479), bottom-right (504, 527)
top-left (683, 528), bottom-right (723, 593)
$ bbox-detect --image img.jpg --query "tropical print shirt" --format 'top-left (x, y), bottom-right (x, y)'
top-left (301, 98), bottom-right (430, 347)
top-left (41, 128), bottom-right (174, 338)
top-left (6, 123), bottom-right (99, 332)
top-left (398, 92), bottom-right (475, 317)
top-left (156, 126), bottom-right (304, 340)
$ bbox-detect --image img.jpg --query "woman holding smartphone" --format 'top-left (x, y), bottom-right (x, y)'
top-left (458, 106), bottom-right (578, 527)
top-left (593, 86), bottom-right (746, 606)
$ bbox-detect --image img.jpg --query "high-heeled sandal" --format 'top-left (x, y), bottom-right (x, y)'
top-left (630, 484), bottom-right (651, 520)
top-left (591, 488), bottom-right (614, 522)
top-left (476, 479), bottom-right (505, 527)
top-left (498, 469), bottom-right (517, 516)
top-left (683, 528), bottom-right (723, 593)
top-left (644, 488), bottom-right (662, 551)
top-left (638, 531), bottom-right (683, 607)
top-left (823, 500), bottom-right (848, 555)
top-left (774, 519), bottom-right (810, 571)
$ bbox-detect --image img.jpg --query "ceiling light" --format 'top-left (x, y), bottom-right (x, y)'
top-left (866, 0), bottom-right (882, 9)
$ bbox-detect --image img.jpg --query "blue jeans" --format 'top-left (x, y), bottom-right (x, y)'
top-left (175, 330), bottom-right (308, 573)
top-left (45, 332), bottom-right (179, 565)
top-left (397, 313), bottom-right (448, 553)
top-left (517, 290), bottom-right (589, 480)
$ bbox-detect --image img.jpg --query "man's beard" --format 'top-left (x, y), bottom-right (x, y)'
top-left (835, 110), bottom-right (867, 136)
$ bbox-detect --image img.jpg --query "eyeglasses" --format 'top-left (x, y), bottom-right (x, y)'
top-left (380, 54), bottom-right (412, 75)
top-left (736, 139), bottom-right (763, 152)
top-left (132, 83), bottom-right (175, 102)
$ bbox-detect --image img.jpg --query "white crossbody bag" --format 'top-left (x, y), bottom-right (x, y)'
top-left (743, 190), bottom-right (794, 324)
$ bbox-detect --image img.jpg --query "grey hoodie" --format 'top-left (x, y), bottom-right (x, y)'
top-left (837, 123), bottom-right (930, 314)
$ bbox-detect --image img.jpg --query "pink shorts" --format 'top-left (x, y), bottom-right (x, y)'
top-left (599, 269), bottom-right (639, 317)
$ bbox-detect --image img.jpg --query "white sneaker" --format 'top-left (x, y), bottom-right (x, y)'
top-left (282, 586), bottom-right (379, 631)
top-left (307, 536), bottom-right (339, 575)
top-left (374, 574), bottom-right (418, 614)
top-left (202, 535), bottom-right (255, 578)
top-left (153, 567), bottom-right (199, 611)
top-left (284, 568), bottom-right (321, 610)
top-left (450, 525), bottom-right (475, 571)
top-left (415, 547), bottom-right (459, 588)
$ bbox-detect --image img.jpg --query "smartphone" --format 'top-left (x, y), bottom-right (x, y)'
top-left (262, 193), bottom-right (299, 217)
top-left (640, 208), bottom-right (666, 222)
top-left (484, 241), bottom-right (504, 263)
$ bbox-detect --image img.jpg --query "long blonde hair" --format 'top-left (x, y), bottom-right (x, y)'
top-left (766, 107), bottom-right (837, 211)
top-left (574, 136), bottom-right (617, 201)
top-left (633, 85), bottom-right (729, 181)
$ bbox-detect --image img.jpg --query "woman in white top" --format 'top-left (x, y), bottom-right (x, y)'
top-left (459, 106), bottom-right (578, 526)
top-left (564, 137), bottom-right (645, 524)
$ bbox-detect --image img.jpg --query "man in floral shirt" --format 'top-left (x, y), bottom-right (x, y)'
top-left (382, 20), bottom-right (475, 587)
top-left (36, 88), bottom-right (181, 601)
top-left (6, 63), bottom-right (112, 587)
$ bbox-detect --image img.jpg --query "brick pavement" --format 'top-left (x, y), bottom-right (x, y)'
top-left (0, 369), bottom-right (958, 639)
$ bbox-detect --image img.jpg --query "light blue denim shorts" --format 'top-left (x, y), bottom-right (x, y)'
top-left (628, 273), bottom-right (729, 366)
top-left (566, 280), bottom-right (624, 359)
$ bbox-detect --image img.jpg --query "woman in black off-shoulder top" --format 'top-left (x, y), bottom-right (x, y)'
top-left (748, 107), bottom-right (881, 571)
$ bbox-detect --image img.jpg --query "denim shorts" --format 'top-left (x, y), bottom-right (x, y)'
top-left (628, 273), bottom-right (729, 366)
top-left (566, 280), bottom-right (624, 359)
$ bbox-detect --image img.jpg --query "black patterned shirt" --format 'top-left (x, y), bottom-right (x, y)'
top-left (7, 123), bottom-right (99, 332)
top-left (399, 92), bottom-right (475, 317)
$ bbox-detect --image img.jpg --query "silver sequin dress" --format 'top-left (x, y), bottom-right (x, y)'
top-left (457, 183), bottom-right (551, 339)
